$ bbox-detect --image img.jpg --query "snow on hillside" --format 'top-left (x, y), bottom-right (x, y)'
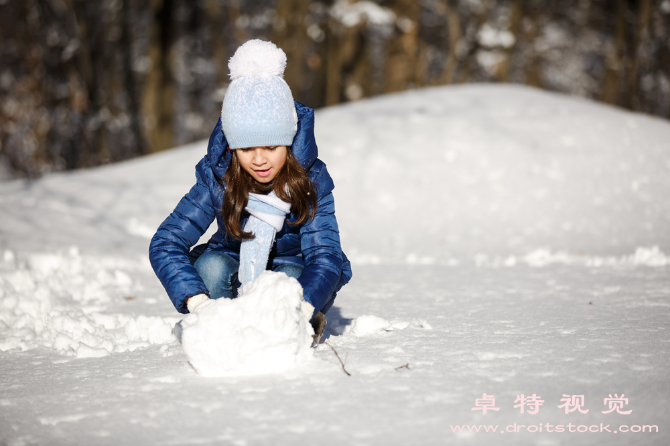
top-left (318, 84), bottom-right (670, 263)
top-left (1, 84), bottom-right (669, 445)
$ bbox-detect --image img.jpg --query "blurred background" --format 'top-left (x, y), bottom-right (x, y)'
top-left (1, 0), bottom-right (668, 180)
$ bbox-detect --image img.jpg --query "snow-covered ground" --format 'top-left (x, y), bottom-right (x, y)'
top-left (1, 84), bottom-right (669, 445)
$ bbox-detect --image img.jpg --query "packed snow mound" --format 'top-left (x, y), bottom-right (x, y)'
top-left (180, 271), bottom-right (314, 377)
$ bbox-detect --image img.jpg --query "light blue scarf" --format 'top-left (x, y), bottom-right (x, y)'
top-left (238, 190), bottom-right (292, 290)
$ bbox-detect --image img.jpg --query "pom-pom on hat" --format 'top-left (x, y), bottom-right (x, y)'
top-left (221, 40), bottom-right (298, 150)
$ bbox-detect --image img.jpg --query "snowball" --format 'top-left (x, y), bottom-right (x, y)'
top-left (76, 343), bottom-right (110, 359)
top-left (390, 320), bottom-right (410, 330)
top-left (630, 246), bottom-right (670, 267)
top-left (3, 250), bottom-right (15, 263)
top-left (228, 39), bottom-right (287, 80)
top-left (346, 315), bottom-right (391, 336)
top-left (411, 318), bottom-right (433, 329)
top-left (180, 271), bottom-right (314, 377)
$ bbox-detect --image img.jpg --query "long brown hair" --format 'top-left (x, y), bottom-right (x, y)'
top-left (221, 148), bottom-right (317, 240)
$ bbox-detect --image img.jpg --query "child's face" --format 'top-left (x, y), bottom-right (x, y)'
top-left (236, 145), bottom-right (288, 183)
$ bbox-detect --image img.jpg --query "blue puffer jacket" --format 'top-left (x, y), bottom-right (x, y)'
top-left (149, 101), bottom-right (352, 315)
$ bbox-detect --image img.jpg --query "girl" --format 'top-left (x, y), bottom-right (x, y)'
top-left (149, 40), bottom-right (352, 341)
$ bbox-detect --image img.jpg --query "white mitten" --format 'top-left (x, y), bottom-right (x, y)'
top-left (300, 300), bottom-right (315, 322)
top-left (187, 294), bottom-right (213, 313)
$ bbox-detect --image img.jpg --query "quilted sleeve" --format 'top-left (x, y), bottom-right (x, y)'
top-left (297, 192), bottom-right (345, 316)
top-left (149, 156), bottom-right (216, 314)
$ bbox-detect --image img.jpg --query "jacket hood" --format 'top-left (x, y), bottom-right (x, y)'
top-left (208, 100), bottom-right (318, 179)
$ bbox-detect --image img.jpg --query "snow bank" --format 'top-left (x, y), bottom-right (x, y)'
top-left (348, 246), bottom-right (670, 268)
top-left (180, 271), bottom-right (314, 377)
top-left (317, 85), bottom-right (670, 261)
top-left (0, 248), bottom-right (179, 356)
top-left (472, 245), bottom-right (670, 268)
top-left (522, 245), bottom-right (670, 267)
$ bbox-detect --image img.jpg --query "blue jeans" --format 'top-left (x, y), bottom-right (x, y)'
top-left (194, 251), bottom-right (304, 299)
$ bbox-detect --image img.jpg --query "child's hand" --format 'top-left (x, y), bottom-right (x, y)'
top-left (187, 294), bottom-right (213, 313)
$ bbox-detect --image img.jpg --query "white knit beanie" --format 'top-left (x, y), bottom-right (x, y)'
top-left (221, 40), bottom-right (298, 150)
